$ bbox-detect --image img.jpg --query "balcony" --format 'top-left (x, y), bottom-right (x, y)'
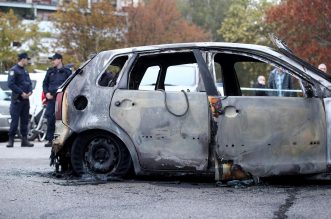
top-left (0, 1), bottom-right (58, 10)
top-left (0, 0), bottom-right (60, 20)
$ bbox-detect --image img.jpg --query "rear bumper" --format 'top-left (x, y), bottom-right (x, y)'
top-left (52, 120), bottom-right (72, 154)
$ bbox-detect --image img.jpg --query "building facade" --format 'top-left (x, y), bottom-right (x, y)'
top-left (0, 0), bottom-right (140, 20)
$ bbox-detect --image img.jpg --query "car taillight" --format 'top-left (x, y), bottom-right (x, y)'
top-left (55, 91), bottom-right (63, 120)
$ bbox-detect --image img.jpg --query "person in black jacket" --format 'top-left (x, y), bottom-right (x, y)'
top-left (6, 52), bottom-right (34, 147)
top-left (254, 75), bottom-right (268, 96)
top-left (43, 53), bottom-right (71, 147)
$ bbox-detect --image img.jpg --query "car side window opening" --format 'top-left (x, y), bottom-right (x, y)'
top-left (129, 51), bottom-right (199, 91)
top-left (139, 64), bottom-right (198, 91)
top-left (164, 65), bottom-right (197, 87)
top-left (214, 52), bottom-right (304, 97)
top-left (0, 81), bottom-right (9, 91)
top-left (139, 66), bottom-right (161, 90)
top-left (98, 55), bottom-right (128, 87)
top-left (213, 62), bottom-right (224, 96)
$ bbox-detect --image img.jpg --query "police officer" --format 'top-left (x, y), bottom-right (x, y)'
top-left (43, 53), bottom-right (71, 147)
top-left (6, 52), bottom-right (34, 147)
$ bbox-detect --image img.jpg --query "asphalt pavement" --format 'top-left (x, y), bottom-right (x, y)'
top-left (0, 140), bottom-right (331, 219)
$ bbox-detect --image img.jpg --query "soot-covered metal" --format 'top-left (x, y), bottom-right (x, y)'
top-left (51, 42), bottom-right (331, 182)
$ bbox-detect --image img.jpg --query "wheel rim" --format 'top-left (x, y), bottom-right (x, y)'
top-left (84, 137), bottom-right (120, 174)
top-left (28, 121), bottom-right (37, 139)
top-left (38, 121), bottom-right (47, 141)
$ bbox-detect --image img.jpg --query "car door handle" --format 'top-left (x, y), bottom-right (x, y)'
top-left (115, 100), bottom-right (135, 107)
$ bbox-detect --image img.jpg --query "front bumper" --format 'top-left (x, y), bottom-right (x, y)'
top-left (0, 115), bottom-right (10, 132)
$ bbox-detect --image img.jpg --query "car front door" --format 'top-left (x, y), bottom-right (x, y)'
top-left (217, 97), bottom-right (327, 177)
top-left (214, 51), bottom-right (327, 177)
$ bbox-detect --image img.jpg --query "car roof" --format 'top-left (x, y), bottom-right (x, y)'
top-left (104, 42), bottom-right (276, 55)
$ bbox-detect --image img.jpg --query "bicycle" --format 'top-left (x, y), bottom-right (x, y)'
top-left (27, 105), bottom-right (47, 141)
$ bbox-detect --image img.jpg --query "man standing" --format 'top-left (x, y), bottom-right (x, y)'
top-left (318, 63), bottom-right (327, 73)
top-left (43, 53), bottom-right (71, 147)
top-left (254, 75), bottom-right (268, 96)
top-left (7, 52), bottom-right (34, 147)
top-left (268, 67), bottom-right (293, 97)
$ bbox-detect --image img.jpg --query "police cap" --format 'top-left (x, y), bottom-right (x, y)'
top-left (48, 53), bottom-right (63, 60)
top-left (18, 52), bottom-right (31, 60)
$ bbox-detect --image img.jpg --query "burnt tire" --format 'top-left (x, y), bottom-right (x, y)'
top-left (71, 132), bottom-right (132, 178)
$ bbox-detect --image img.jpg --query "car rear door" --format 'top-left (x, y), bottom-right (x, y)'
top-left (109, 50), bottom-right (217, 171)
top-left (110, 90), bottom-right (210, 171)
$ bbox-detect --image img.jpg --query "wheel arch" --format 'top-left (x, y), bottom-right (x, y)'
top-left (70, 128), bottom-right (141, 175)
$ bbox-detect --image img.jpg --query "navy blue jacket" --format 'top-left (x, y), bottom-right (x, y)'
top-left (7, 64), bottom-right (33, 101)
top-left (43, 67), bottom-right (71, 96)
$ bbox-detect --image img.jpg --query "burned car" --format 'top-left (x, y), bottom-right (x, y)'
top-left (0, 88), bottom-right (10, 142)
top-left (52, 38), bottom-right (331, 181)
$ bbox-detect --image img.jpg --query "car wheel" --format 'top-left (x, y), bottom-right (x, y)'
top-left (71, 132), bottom-right (132, 178)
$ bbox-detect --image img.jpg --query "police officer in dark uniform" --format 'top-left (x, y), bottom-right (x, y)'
top-left (43, 53), bottom-right (71, 147)
top-left (6, 52), bottom-right (34, 147)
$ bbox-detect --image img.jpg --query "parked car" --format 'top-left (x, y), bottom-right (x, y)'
top-left (0, 88), bottom-right (10, 142)
top-left (0, 74), bottom-right (10, 96)
top-left (52, 37), bottom-right (331, 181)
top-left (0, 71), bottom-right (46, 115)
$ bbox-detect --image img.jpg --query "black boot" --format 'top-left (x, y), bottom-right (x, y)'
top-left (21, 137), bottom-right (34, 147)
top-left (6, 137), bottom-right (14, 148)
top-left (44, 141), bottom-right (52, 147)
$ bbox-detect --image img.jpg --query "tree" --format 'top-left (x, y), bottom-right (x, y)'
top-left (52, 0), bottom-right (125, 65)
top-left (266, 0), bottom-right (331, 73)
top-left (218, 0), bottom-right (275, 45)
top-left (178, 0), bottom-right (231, 41)
top-left (125, 0), bottom-right (210, 47)
top-left (0, 10), bottom-right (40, 72)
top-left (218, 0), bottom-right (276, 85)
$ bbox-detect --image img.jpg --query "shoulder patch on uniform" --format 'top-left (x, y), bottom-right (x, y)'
top-left (9, 70), bottom-right (14, 76)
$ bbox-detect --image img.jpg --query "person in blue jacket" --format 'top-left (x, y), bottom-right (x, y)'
top-left (43, 53), bottom-right (71, 147)
top-left (7, 52), bottom-right (34, 147)
top-left (268, 67), bottom-right (294, 97)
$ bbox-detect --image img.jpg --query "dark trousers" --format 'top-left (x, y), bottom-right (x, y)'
top-left (9, 100), bottom-right (30, 138)
top-left (45, 100), bottom-right (56, 141)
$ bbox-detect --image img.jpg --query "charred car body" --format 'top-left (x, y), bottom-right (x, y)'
top-left (52, 39), bottom-right (331, 181)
